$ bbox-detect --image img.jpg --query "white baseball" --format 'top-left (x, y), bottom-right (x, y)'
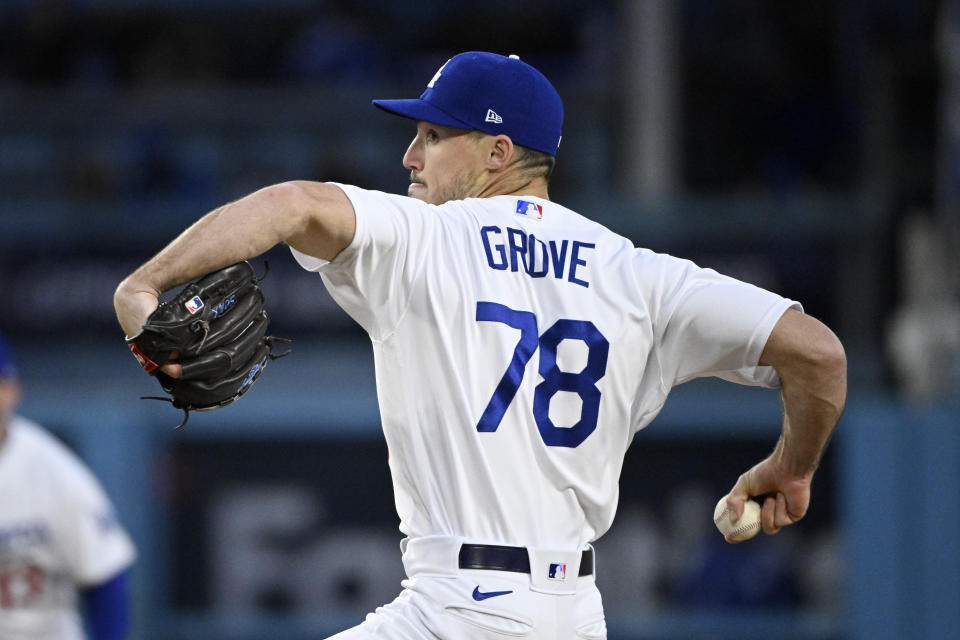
top-left (713, 496), bottom-right (762, 542)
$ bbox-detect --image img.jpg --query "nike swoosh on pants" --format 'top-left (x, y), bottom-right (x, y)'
top-left (472, 586), bottom-right (514, 601)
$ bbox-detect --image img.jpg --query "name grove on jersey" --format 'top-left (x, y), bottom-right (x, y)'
top-left (480, 225), bottom-right (594, 287)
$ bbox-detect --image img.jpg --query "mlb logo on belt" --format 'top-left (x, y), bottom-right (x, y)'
top-left (547, 563), bottom-right (566, 580)
top-left (516, 199), bottom-right (543, 219)
top-left (184, 296), bottom-right (204, 314)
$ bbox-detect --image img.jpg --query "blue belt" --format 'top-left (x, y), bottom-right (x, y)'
top-left (458, 544), bottom-right (594, 576)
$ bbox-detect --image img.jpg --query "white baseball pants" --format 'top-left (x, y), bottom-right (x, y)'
top-left (326, 536), bottom-right (607, 640)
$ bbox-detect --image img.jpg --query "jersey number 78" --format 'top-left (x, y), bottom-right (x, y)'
top-left (475, 301), bottom-right (609, 448)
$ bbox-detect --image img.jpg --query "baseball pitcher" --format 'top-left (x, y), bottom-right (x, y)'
top-left (114, 52), bottom-right (846, 639)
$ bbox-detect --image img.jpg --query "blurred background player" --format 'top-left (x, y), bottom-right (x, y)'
top-left (0, 332), bottom-right (137, 640)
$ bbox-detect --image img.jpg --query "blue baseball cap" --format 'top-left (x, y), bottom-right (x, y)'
top-left (373, 51), bottom-right (564, 156)
top-left (0, 333), bottom-right (17, 380)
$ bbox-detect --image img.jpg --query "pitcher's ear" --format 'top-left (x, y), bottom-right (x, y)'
top-left (486, 134), bottom-right (516, 170)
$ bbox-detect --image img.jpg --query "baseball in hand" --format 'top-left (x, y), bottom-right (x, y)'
top-left (714, 496), bottom-right (762, 542)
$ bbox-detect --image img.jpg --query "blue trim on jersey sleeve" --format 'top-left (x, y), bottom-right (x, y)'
top-left (82, 570), bottom-right (130, 640)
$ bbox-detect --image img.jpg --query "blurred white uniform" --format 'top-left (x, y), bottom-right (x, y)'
top-left (0, 416), bottom-right (136, 640)
top-left (293, 185), bottom-right (797, 638)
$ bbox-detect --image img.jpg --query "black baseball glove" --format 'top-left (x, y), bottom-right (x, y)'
top-left (127, 261), bottom-right (291, 428)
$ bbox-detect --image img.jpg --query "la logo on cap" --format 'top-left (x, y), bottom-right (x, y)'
top-left (427, 59), bottom-right (449, 89)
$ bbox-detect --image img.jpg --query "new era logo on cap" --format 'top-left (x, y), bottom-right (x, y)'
top-left (372, 51), bottom-right (564, 156)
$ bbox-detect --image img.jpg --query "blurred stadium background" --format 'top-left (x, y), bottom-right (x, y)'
top-left (1, 0), bottom-right (958, 638)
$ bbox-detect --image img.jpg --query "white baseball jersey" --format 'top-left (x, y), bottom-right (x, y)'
top-left (0, 416), bottom-right (136, 640)
top-left (292, 185), bottom-right (798, 552)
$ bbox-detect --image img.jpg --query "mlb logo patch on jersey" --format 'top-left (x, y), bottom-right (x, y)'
top-left (184, 296), bottom-right (204, 314)
top-left (547, 563), bottom-right (567, 580)
top-left (516, 199), bottom-right (543, 219)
